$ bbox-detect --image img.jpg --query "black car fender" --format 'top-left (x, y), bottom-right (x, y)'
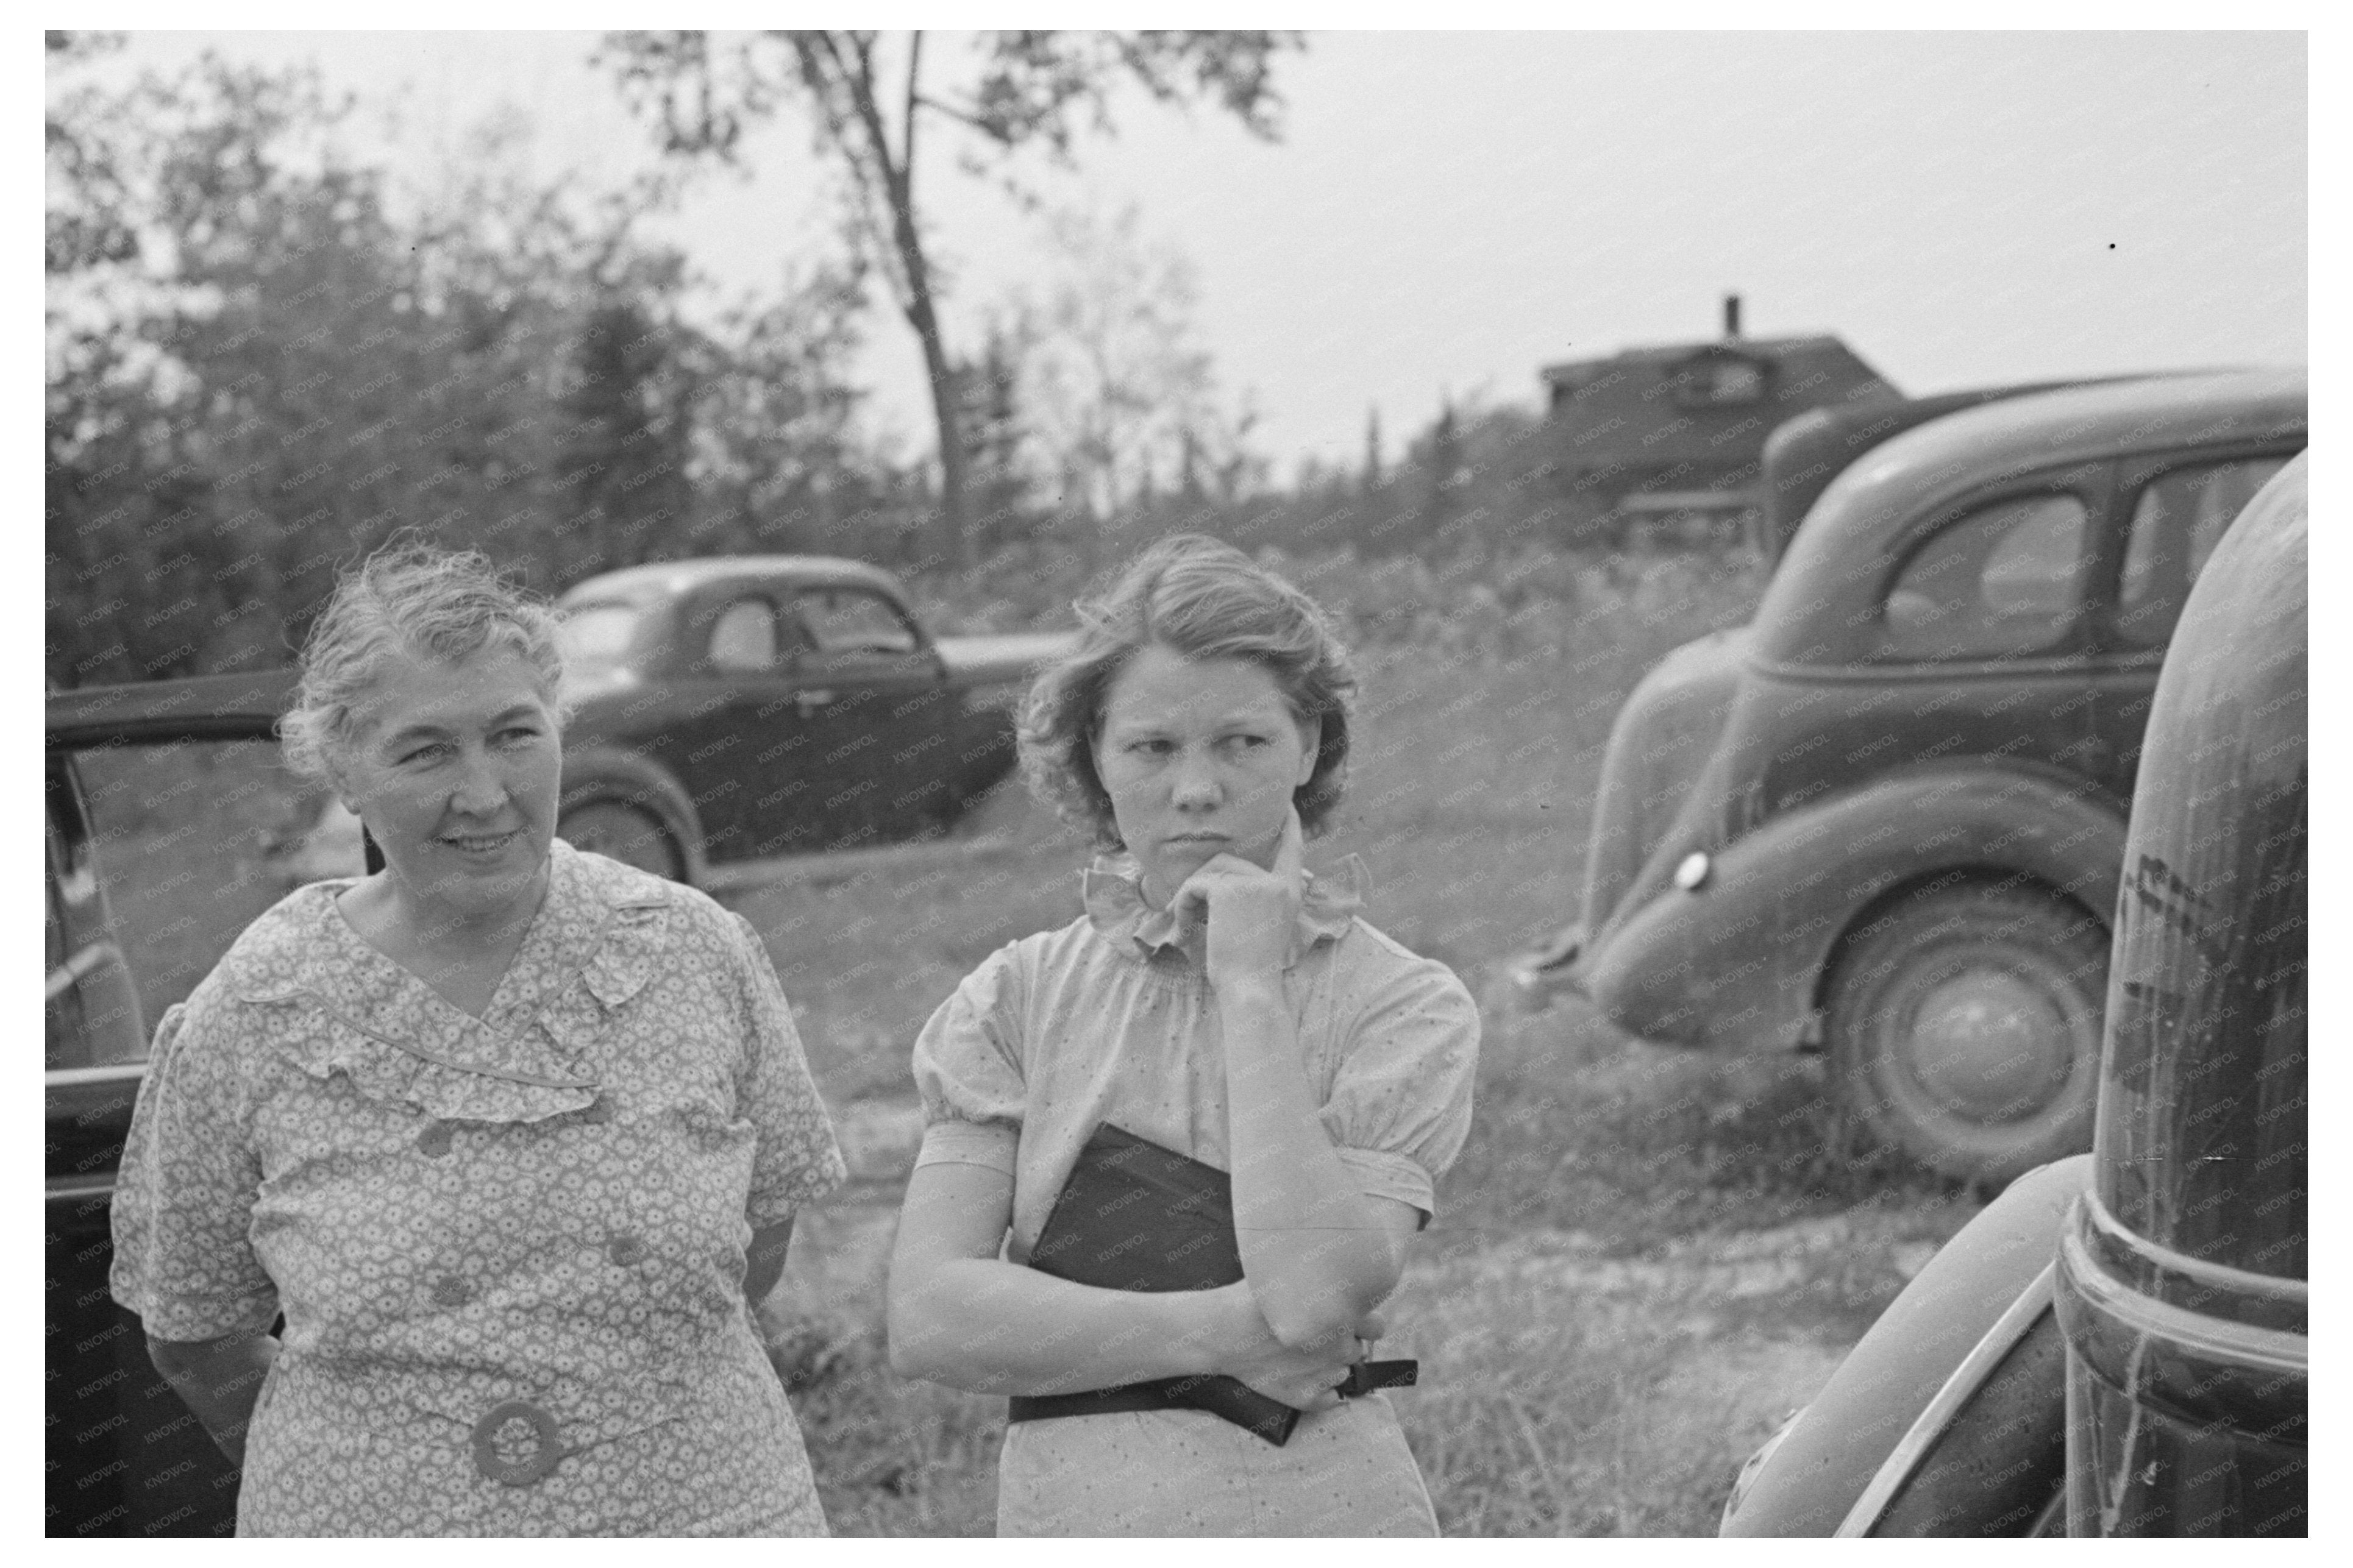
top-left (1578, 765), bottom-right (2126, 1048)
top-left (558, 746), bottom-right (708, 882)
top-left (1720, 1154), bottom-right (2090, 1536)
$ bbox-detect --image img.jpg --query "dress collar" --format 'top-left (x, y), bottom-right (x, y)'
top-left (1080, 851), bottom-right (1369, 969)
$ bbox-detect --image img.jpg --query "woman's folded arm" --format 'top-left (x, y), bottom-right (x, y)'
top-left (1216, 979), bottom-right (1419, 1349)
top-left (886, 1158), bottom-right (1368, 1408)
top-left (886, 1160), bottom-right (1228, 1393)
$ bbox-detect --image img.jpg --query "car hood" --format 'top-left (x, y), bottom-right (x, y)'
top-left (1581, 625), bottom-right (1751, 937)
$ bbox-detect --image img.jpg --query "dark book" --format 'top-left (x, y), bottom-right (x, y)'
top-left (1007, 1122), bottom-right (1415, 1448)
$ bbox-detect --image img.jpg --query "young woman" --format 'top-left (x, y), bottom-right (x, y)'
top-left (888, 535), bottom-right (1479, 1536)
top-left (110, 544), bottom-right (845, 1534)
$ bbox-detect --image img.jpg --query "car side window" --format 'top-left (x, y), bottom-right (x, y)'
top-left (794, 589), bottom-right (918, 655)
top-left (2114, 456), bottom-right (2291, 648)
top-left (708, 598), bottom-right (780, 672)
top-left (1883, 493), bottom-right (2088, 659)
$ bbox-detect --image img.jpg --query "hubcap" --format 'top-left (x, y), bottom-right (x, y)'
top-left (1902, 965), bottom-right (2077, 1123)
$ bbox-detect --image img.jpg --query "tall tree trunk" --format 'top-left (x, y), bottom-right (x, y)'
top-left (820, 31), bottom-right (972, 570)
top-left (907, 283), bottom-right (972, 569)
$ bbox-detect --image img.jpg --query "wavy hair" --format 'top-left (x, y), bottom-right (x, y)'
top-left (1020, 534), bottom-right (1357, 849)
top-left (279, 540), bottom-right (571, 785)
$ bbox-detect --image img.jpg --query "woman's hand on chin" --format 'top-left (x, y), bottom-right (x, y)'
top-left (1175, 810), bottom-right (1306, 990)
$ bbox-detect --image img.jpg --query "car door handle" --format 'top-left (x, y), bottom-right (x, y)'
top-left (795, 689), bottom-right (835, 715)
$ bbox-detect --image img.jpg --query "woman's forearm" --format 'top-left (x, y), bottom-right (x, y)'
top-left (1217, 979), bottom-right (1408, 1347)
top-left (887, 1256), bottom-right (1242, 1395)
top-left (147, 1330), bottom-right (279, 1466)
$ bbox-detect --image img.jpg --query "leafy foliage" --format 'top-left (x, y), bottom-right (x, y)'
top-left (43, 45), bottom-right (907, 687)
top-left (598, 29), bottom-right (1301, 566)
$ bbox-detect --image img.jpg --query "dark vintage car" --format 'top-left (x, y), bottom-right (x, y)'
top-left (552, 555), bottom-right (1070, 884)
top-left (1509, 368), bottom-right (2304, 1183)
top-left (46, 672), bottom-right (297, 1536)
top-left (1718, 451), bottom-right (2305, 1538)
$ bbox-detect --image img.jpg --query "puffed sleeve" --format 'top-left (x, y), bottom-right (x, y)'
top-left (109, 1000), bottom-right (280, 1341)
top-left (908, 946), bottom-right (1026, 1177)
top-left (1320, 954), bottom-right (1481, 1225)
top-left (728, 913), bottom-right (848, 1228)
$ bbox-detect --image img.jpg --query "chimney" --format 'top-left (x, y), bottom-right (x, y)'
top-left (1723, 293), bottom-right (1742, 339)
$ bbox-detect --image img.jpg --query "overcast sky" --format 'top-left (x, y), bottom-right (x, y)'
top-left (85, 28), bottom-right (2307, 475)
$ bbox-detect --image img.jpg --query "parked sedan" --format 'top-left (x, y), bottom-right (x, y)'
top-left (1718, 452), bottom-right (2305, 1538)
top-left (1511, 369), bottom-right (2304, 1184)
top-left (553, 555), bottom-right (1069, 884)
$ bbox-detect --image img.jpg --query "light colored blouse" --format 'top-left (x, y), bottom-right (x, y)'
top-left (910, 851), bottom-right (1481, 1537)
top-left (913, 853), bottom-right (1480, 1247)
top-left (109, 839), bottom-right (845, 1536)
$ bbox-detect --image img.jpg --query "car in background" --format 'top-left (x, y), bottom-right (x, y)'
top-left (552, 556), bottom-right (1069, 884)
top-left (1509, 369), bottom-right (2304, 1184)
top-left (1718, 452), bottom-right (2305, 1538)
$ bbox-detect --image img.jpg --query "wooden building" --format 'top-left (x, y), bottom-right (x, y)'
top-left (1542, 296), bottom-right (1899, 528)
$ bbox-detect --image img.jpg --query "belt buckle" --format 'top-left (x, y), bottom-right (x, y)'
top-left (471, 1399), bottom-right (564, 1487)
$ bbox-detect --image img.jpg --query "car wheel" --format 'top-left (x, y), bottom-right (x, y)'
top-left (1825, 882), bottom-right (2107, 1185)
top-left (559, 800), bottom-right (686, 882)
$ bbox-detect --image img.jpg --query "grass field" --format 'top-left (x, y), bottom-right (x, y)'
top-left (725, 547), bottom-right (1983, 1536)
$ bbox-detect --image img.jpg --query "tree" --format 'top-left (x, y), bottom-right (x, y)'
top-left (1000, 202), bottom-right (1259, 528)
top-left (598, 28), bottom-right (1301, 567)
top-left (1423, 396), bottom-right (1462, 531)
top-left (44, 47), bottom-right (708, 681)
top-left (691, 262), bottom-right (882, 556)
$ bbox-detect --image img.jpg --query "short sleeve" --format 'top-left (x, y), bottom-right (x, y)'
top-left (1320, 956), bottom-right (1481, 1225)
top-left (728, 913), bottom-right (848, 1227)
top-left (109, 1001), bottom-right (280, 1341)
top-left (909, 949), bottom-right (1026, 1177)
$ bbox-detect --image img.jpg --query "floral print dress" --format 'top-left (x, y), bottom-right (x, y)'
top-left (110, 839), bottom-right (846, 1536)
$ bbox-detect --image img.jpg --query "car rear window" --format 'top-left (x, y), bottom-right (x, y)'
top-left (1882, 492), bottom-right (2088, 659)
top-left (794, 589), bottom-right (918, 655)
top-left (2114, 456), bottom-right (2292, 648)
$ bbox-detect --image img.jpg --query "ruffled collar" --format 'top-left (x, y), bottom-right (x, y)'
top-left (1080, 851), bottom-right (1369, 970)
top-left (233, 839), bottom-right (674, 1122)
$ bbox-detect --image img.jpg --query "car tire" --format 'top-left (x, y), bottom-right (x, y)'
top-left (1826, 882), bottom-right (2107, 1186)
top-left (559, 799), bottom-right (687, 882)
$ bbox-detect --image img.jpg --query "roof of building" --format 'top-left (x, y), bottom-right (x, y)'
top-left (1541, 333), bottom-right (1873, 386)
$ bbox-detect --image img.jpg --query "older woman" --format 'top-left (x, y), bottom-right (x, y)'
top-left (109, 544), bottom-right (845, 1536)
top-left (888, 534), bottom-right (1480, 1536)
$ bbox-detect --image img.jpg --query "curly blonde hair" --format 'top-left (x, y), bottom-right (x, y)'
top-left (1019, 534), bottom-right (1357, 850)
top-left (279, 541), bottom-right (571, 784)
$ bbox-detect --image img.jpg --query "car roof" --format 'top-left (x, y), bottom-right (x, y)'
top-left (558, 555), bottom-right (904, 605)
top-left (47, 667), bottom-right (299, 747)
top-left (1810, 368), bottom-right (2303, 545)
top-left (1753, 368), bottom-right (2307, 665)
top-left (1755, 375), bottom-right (2159, 562)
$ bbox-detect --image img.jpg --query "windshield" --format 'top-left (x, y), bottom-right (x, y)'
top-left (558, 602), bottom-right (644, 669)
